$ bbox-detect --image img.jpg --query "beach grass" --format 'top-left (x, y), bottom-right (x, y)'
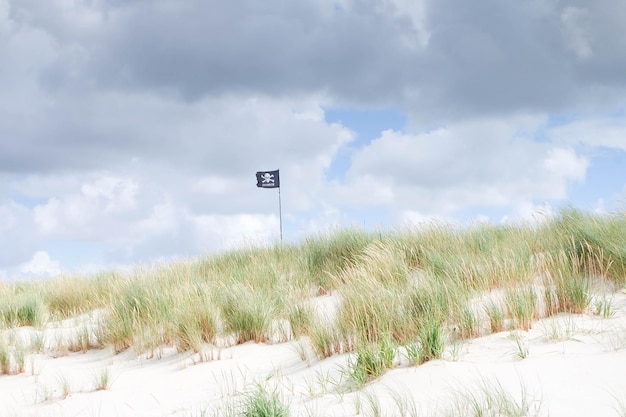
top-left (1, 208), bottom-right (625, 379)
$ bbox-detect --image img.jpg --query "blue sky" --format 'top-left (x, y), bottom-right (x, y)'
top-left (324, 108), bottom-right (407, 180)
top-left (1, 0), bottom-right (625, 280)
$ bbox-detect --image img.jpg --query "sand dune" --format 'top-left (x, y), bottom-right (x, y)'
top-left (2, 292), bottom-right (626, 417)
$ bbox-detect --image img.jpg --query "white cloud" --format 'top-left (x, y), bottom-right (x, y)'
top-left (502, 203), bottom-right (558, 225)
top-left (19, 251), bottom-right (61, 279)
top-left (548, 116), bottom-right (626, 150)
top-left (192, 213), bottom-right (280, 250)
top-left (337, 116), bottom-right (589, 215)
top-left (32, 174), bottom-right (140, 239)
top-left (543, 147), bottom-right (588, 182)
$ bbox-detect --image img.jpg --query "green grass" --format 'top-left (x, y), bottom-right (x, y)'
top-left (447, 378), bottom-right (542, 417)
top-left (417, 318), bottom-right (446, 362)
top-left (285, 303), bottom-right (314, 339)
top-left (0, 292), bottom-right (47, 328)
top-left (0, 339), bottom-right (10, 374)
top-left (92, 367), bottom-right (112, 391)
top-left (303, 228), bottom-right (374, 294)
top-left (308, 318), bottom-right (349, 359)
top-left (505, 286), bottom-right (538, 331)
top-left (0, 208), bottom-right (624, 379)
top-left (239, 385), bottom-right (290, 417)
top-left (347, 333), bottom-right (397, 387)
top-left (484, 300), bottom-right (506, 333)
top-left (218, 283), bottom-right (282, 344)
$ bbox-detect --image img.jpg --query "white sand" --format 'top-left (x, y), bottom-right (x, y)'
top-left (2, 292), bottom-right (626, 417)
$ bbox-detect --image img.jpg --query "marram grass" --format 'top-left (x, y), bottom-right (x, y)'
top-left (0, 209), bottom-right (624, 371)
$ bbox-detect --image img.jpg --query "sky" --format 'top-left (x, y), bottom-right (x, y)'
top-left (1, 0), bottom-right (625, 281)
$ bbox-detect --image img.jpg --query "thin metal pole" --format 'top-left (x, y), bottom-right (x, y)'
top-left (278, 186), bottom-right (283, 243)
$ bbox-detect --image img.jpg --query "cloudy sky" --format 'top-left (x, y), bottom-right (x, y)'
top-left (1, 0), bottom-right (625, 280)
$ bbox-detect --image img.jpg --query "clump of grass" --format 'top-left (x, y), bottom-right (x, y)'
top-left (509, 331), bottom-right (530, 359)
top-left (0, 333), bottom-right (27, 374)
top-left (484, 300), bottom-right (506, 333)
top-left (285, 303), bottom-right (314, 339)
top-left (337, 240), bottom-right (427, 345)
top-left (347, 334), bottom-right (397, 387)
top-left (448, 378), bottom-right (542, 417)
top-left (0, 339), bottom-right (10, 375)
top-left (540, 317), bottom-right (577, 342)
top-left (218, 283), bottom-right (281, 344)
top-left (552, 209), bottom-right (626, 286)
top-left (401, 318), bottom-right (447, 367)
top-left (455, 304), bottom-right (481, 339)
top-left (542, 284), bottom-right (559, 317)
top-left (505, 286), bottom-right (538, 330)
top-left (43, 273), bottom-right (111, 319)
top-left (404, 341), bottom-right (423, 366)
top-left (172, 290), bottom-right (219, 357)
top-left (308, 318), bottom-right (350, 359)
top-left (69, 326), bottom-right (94, 353)
top-left (417, 318), bottom-right (446, 363)
top-left (57, 374), bottom-right (73, 399)
top-left (13, 341), bottom-right (27, 374)
top-left (98, 275), bottom-right (176, 353)
top-left (238, 385), bottom-right (289, 417)
top-left (97, 297), bottom-right (138, 353)
top-left (0, 293), bottom-right (47, 328)
top-left (541, 249), bottom-right (591, 315)
top-left (303, 228), bottom-right (374, 294)
top-left (556, 274), bottom-right (590, 314)
top-left (594, 297), bottom-right (614, 318)
top-left (406, 274), bottom-right (460, 330)
top-left (92, 367), bottom-right (112, 391)
top-left (29, 331), bottom-right (45, 353)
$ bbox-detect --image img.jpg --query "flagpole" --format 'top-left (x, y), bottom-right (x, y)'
top-left (256, 169), bottom-right (282, 243)
top-left (278, 185), bottom-right (283, 243)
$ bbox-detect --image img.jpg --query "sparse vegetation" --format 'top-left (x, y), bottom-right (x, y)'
top-left (448, 378), bottom-right (542, 417)
top-left (0, 209), bottom-right (625, 416)
top-left (0, 339), bottom-right (10, 374)
top-left (485, 300), bottom-right (506, 333)
top-left (92, 367), bottom-right (112, 391)
top-left (505, 286), bottom-right (538, 331)
top-left (239, 385), bottom-right (290, 417)
top-left (347, 334), bottom-right (398, 387)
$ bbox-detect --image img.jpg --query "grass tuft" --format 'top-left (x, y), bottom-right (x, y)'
top-left (239, 385), bottom-right (290, 417)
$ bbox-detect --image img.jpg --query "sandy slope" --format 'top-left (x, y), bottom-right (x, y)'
top-left (2, 292), bottom-right (626, 417)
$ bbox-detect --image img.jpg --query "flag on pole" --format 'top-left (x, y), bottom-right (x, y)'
top-left (256, 170), bottom-right (280, 188)
top-left (256, 169), bottom-right (283, 241)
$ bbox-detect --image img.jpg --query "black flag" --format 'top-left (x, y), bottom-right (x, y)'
top-left (256, 170), bottom-right (280, 188)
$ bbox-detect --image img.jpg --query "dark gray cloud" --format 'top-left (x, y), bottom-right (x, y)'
top-left (6, 0), bottom-right (415, 101)
top-left (6, 1), bottom-right (626, 123)
top-left (88, 0), bottom-right (417, 103)
top-left (409, 0), bottom-right (626, 124)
